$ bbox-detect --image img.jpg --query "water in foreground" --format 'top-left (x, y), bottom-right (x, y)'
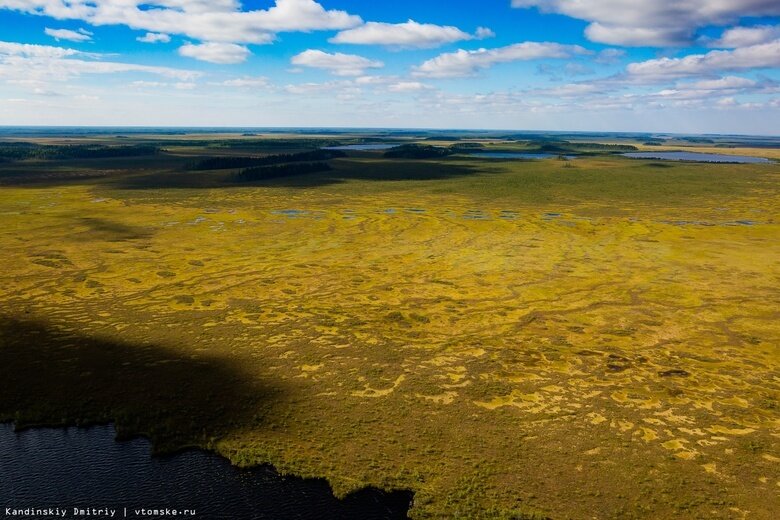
top-left (0, 424), bottom-right (411, 520)
top-left (623, 151), bottom-right (771, 163)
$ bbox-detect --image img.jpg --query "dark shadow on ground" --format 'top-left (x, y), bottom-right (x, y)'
top-left (76, 218), bottom-right (156, 242)
top-left (0, 154), bottom-right (191, 187)
top-left (0, 315), bottom-right (279, 451)
top-left (0, 316), bottom-right (415, 518)
top-left (110, 158), bottom-right (487, 189)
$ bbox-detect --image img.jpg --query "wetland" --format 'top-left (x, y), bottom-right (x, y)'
top-left (0, 130), bottom-right (778, 519)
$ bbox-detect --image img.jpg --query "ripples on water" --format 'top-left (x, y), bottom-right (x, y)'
top-left (0, 424), bottom-right (411, 520)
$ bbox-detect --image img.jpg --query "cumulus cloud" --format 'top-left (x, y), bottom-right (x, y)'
top-left (137, 32), bottom-right (170, 44)
top-left (45, 27), bottom-right (92, 42)
top-left (511, 0), bottom-right (780, 46)
top-left (627, 39), bottom-right (780, 80)
top-left (178, 42), bottom-right (250, 64)
top-left (0, 0), bottom-right (362, 45)
top-left (707, 25), bottom-right (780, 48)
top-left (413, 41), bottom-right (588, 78)
top-left (291, 49), bottom-right (383, 76)
top-left (330, 19), bottom-right (493, 48)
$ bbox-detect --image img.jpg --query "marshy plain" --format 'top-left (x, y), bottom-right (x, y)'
top-left (1, 131), bottom-right (778, 518)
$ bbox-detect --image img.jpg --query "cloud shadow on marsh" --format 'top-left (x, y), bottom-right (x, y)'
top-left (111, 159), bottom-right (488, 190)
top-left (0, 316), bottom-right (281, 451)
top-left (77, 218), bottom-right (155, 242)
top-left (0, 316), bottom-right (415, 517)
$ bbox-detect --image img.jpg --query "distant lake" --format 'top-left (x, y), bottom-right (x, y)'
top-left (323, 144), bottom-right (401, 151)
top-left (623, 151), bottom-right (771, 163)
top-left (0, 423), bottom-right (411, 520)
top-left (470, 152), bottom-right (576, 160)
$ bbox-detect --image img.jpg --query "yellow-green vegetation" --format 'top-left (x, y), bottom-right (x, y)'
top-left (1, 136), bottom-right (779, 519)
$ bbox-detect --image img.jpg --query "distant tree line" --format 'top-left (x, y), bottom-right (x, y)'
top-left (234, 162), bottom-right (332, 182)
top-left (383, 144), bottom-right (455, 159)
top-left (0, 143), bottom-right (160, 161)
top-left (449, 142), bottom-right (485, 150)
top-left (678, 137), bottom-right (715, 144)
top-left (208, 139), bottom-right (343, 150)
top-left (423, 136), bottom-right (462, 141)
top-left (192, 149), bottom-right (346, 170)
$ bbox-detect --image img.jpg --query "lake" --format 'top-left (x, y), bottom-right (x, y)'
top-left (623, 151), bottom-right (771, 163)
top-left (0, 423), bottom-right (411, 520)
top-left (469, 152), bottom-right (576, 160)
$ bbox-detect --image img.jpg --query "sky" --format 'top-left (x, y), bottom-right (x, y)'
top-left (0, 0), bottom-right (779, 134)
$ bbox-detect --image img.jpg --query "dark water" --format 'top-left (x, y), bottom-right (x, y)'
top-left (470, 152), bottom-right (575, 160)
top-left (0, 424), bottom-right (411, 520)
top-left (622, 151), bottom-right (771, 163)
top-left (323, 144), bottom-right (399, 151)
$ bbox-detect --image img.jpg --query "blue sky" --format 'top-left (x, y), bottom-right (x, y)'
top-left (0, 0), bottom-right (778, 134)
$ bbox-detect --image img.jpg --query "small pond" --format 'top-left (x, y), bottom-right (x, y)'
top-left (623, 151), bottom-right (771, 163)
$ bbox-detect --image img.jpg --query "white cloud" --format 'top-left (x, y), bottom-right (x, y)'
top-left (413, 41), bottom-right (588, 78)
top-left (0, 40), bottom-right (199, 81)
top-left (627, 39), bottom-right (780, 80)
top-left (584, 24), bottom-right (688, 47)
top-left (131, 81), bottom-right (167, 88)
top-left (330, 19), bottom-right (492, 49)
top-left (511, 0), bottom-right (780, 46)
top-left (687, 76), bottom-right (757, 90)
top-left (642, 76), bottom-right (777, 107)
top-left (281, 76), bottom-right (433, 96)
top-left (0, 0), bottom-right (362, 45)
top-left (131, 80), bottom-right (196, 90)
top-left (475, 27), bottom-right (495, 40)
top-left (533, 83), bottom-right (603, 98)
top-left (137, 32), bottom-right (170, 44)
top-left (219, 77), bottom-right (271, 88)
top-left (291, 49), bottom-right (383, 76)
top-left (178, 42), bottom-right (250, 64)
top-left (44, 27), bottom-right (92, 42)
top-left (707, 25), bottom-right (780, 48)
top-left (387, 81), bottom-right (431, 92)
top-left (0, 41), bottom-right (81, 58)
top-left (284, 80), bottom-right (357, 95)
top-left (716, 96), bottom-right (738, 107)
top-left (353, 75), bottom-right (389, 85)
top-left (595, 48), bottom-right (626, 65)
